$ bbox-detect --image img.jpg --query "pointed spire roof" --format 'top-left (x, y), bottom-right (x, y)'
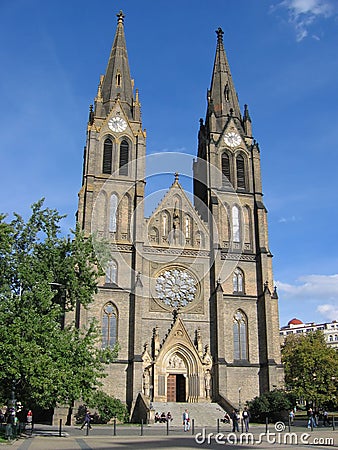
top-left (101, 11), bottom-right (134, 116)
top-left (209, 28), bottom-right (241, 120)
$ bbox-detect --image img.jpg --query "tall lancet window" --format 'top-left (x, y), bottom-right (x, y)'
top-left (102, 302), bottom-right (117, 348)
top-left (116, 72), bottom-right (121, 87)
top-left (119, 140), bottom-right (129, 175)
top-left (224, 83), bottom-right (229, 101)
top-left (221, 153), bottom-right (231, 187)
top-left (236, 154), bottom-right (246, 190)
top-left (162, 212), bottom-right (169, 236)
top-left (109, 194), bottom-right (118, 232)
top-left (102, 138), bottom-right (112, 174)
top-left (105, 260), bottom-right (117, 284)
top-left (232, 205), bottom-right (241, 242)
top-left (233, 268), bottom-right (244, 293)
top-left (185, 216), bottom-right (190, 239)
top-left (233, 310), bottom-right (248, 360)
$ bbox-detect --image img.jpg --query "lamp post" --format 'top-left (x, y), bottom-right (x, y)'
top-left (10, 380), bottom-right (16, 410)
top-left (238, 387), bottom-right (242, 412)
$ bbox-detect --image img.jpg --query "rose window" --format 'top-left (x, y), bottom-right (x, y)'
top-left (155, 268), bottom-right (197, 308)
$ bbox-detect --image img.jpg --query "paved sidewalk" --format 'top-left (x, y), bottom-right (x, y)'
top-left (6, 423), bottom-right (337, 449)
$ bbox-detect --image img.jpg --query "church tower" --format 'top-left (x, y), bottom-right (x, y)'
top-left (75, 13), bottom-right (283, 420)
top-left (193, 28), bottom-right (283, 400)
top-left (77, 11), bottom-right (146, 406)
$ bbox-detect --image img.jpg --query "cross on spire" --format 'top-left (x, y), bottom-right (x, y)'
top-left (216, 27), bottom-right (224, 42)
top-left (117, 10), bottom-right (125, 24)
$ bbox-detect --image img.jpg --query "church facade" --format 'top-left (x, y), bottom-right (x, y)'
top-left (77, 12), bottom-right (284, 414)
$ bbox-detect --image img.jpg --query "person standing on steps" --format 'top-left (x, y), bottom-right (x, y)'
top-left (183, 409), bottom-right (190, 432)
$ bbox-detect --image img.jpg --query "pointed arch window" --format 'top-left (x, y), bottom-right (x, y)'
top-left (149, 227), bottom-right (159, 244)
top-left (233, 268), bottom-right (244, 293)
top-left (233, 310), bottom-right (248, 360)
top-left (185, 216), bottom-right (191, 239)
top-left (119, 140), bottom-right (129, 175)
top-left (105, 260), bottom-right (117, 284)
top-left (102, 302), bottom-right (117, 348)
top-left (116, 73), bottom-right (121, 87)
top-left (109, 194), bottom-right (118, 232)
top-left (232, 205), bottom-right (241, 243)
top-left (222, 153), bottom-right (231, 187)
top-left (236, 154), bottom-right (246, 190)
top-left (224, 83), bottom-right (229, 102)
top-left (102, 138), bottom-right (113, 174)
top-left (162, 212), bottom-right (170, 237)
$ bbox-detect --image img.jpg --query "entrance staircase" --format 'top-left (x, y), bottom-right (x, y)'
top-left (151, 402), bottom-right (226, 427)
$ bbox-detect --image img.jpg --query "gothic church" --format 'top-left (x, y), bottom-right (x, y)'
top-left (77, 11), bottom-right (284, 416)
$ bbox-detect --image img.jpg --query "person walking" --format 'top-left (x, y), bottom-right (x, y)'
top-left (242, 407), bottom-right (250, 432)
top-left (307, 408), bottom-right (316, 429)
top-left (80, 410), bottom-right (92, 430)
top-left (183, 409), bottom-right (190, 432)
top-left (323, 410), bottom-right (329, 427)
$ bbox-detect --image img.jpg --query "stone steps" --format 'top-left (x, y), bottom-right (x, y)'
top-left (151, 402), bottom-right (226, 427)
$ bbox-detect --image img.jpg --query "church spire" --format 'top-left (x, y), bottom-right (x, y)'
top-left (101, 11), bottom-right (134, 117)
top-left (208, 28), bottom-right (241, 121)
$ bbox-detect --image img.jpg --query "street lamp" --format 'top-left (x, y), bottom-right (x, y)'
top-left (10, 379), bottom-right (16, 410)
top-left (238, 387), bottom-right (242, 411)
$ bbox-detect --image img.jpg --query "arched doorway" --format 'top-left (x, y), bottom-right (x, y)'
top-left (166, 353), bottom-right (187, 402)
top-left (151, 317), bottom-right (212, 403)
top-left (167, 374), bottom-right (186, 402)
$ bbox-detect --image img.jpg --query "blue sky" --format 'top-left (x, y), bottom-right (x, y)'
top-left (1, 0), bottom-right (338, 327)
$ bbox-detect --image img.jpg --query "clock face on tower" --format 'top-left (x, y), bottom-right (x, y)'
top-left (108, 116), bottom-right (127, 132)
top-left (224, 131), bottom-right (241, 147)
top-left (155, 268), bottom-right (197, 309)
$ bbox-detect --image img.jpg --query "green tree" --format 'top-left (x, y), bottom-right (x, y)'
top-left (247, 390), bottom-right (292, 422)
top-left (0, 200), bottom-right (117, 410)
top-left (282, 331), bottom-right (338, 407)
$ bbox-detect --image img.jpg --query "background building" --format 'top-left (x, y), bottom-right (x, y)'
top-left (76, 11), bottom-right (284, 417)
top-left (280, 318), bottom-right (338, 349)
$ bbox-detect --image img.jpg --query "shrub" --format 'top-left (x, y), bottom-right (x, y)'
top-left (247, 389), bottom-right (292, 423)
top-left (76, 391), bottom-right (128, 424)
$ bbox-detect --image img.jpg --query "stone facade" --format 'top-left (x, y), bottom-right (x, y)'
top-left (76, 11), bottom-right (284, 415)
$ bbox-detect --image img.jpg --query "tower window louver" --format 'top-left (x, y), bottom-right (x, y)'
top-left (103, 138), bottom-right (112, 174)
top-left (119, 140), bottom-right (129, 175)
top-left (236, 154), bottom-right (246, 190)
top-left (222, 152), bottom-right (231, 187)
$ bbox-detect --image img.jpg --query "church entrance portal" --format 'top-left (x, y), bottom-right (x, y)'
top-left (167, 374), bottom-right (186, 402)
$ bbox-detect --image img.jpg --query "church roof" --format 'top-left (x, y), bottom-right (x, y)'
top-left (208, 28), bottom-right (242, 121)
top-left (148, 174), bottom-right (207, 226)
top-left (101, 11), bottom-right (134, 117)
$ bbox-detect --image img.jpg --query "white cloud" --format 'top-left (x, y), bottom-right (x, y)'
top-left (276, 273), bottom-right (338, 298)
top-left (276, 274), bottom-right (338, 321)
top-left (278, 215), bottom-right (299, 223)
top-left (317, 303), bottom-right (338, 321)
top-left (274, 0), bottom-right (334, 41)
